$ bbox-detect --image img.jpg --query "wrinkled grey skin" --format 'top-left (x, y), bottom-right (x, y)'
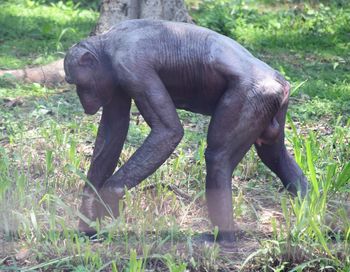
top-left (64, 19), bottom-right (308, 245)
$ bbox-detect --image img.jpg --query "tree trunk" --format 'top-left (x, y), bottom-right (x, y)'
top-left (0, 0), bottom-right (192, 86)
top-left (92, 0), bottom-right (192, 34)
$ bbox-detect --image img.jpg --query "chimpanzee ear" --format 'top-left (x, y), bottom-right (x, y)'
top-left (78, 51), bottom-right (98, 67)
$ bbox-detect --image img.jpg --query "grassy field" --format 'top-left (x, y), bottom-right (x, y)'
top-left (0, 0), bottom-right (349, 271)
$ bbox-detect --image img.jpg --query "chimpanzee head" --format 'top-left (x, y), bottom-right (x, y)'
top-left (64, 42), bottom-right (115, 115)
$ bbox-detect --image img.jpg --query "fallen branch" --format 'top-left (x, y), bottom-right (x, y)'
top-left (142, 182), bottom-right (193, 202)
top-left (0, 59), bottom-right (65, 87)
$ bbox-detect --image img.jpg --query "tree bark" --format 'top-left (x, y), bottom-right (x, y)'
top-left (92, 0), bottom-right (191, 35)
top-left (0, 0), bottom-right (192, 86)
top-left (129, 0), bottom-right (141, 19)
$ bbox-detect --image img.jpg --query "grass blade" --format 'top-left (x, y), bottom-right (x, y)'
top-left (335, 162), bottom-right (350, 190)
top-left (305, 138), bottom-right (319, 196)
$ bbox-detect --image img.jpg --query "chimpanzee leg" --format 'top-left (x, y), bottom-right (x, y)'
top-left (254, 99), bottom-right (308, 197)
top-left (205, 86), bottom-right (274, 244)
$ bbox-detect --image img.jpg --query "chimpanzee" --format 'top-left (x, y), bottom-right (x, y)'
top-left (64, 19), bottom-right (308, 245)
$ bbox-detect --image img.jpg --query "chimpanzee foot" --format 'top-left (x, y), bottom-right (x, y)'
top-left (77, 224), bottom-right (97, 237)
top-left (284, 175), bottom-right (309, 199)
top-left (98, 181), bottom-right (124, 219)
top-left (216, 231), bottom-right (237, 251)
top-left (217, 240), bottom-right (237, 252)
top-left (196, 231), bottom-right (236, 251)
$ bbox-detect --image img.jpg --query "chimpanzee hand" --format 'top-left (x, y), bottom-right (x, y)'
top-left (98, 179), bottom-right (124, 219)
top-left (78, 183), bottom-right (123, 236)
top-left (78, 186), bottom-right (100, 236)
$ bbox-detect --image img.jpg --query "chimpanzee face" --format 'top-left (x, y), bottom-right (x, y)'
top-left (64, 48), bottom-right (115, 115)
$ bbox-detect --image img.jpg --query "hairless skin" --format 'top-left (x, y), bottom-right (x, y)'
top-left (64, 19), bottom-right (308, 246)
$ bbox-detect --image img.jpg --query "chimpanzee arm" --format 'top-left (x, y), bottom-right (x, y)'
top-left (102, 73), bottom-right (184, 191)
top-left (78, 91), bottom-right (131, 233)
top-left (86, 92), bottom-right (131, 189)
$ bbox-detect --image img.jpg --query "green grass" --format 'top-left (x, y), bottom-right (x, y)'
top-left (1, 0), bottom-right (350, 271)
top-left (0, 0), bottom-right (97, 68)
